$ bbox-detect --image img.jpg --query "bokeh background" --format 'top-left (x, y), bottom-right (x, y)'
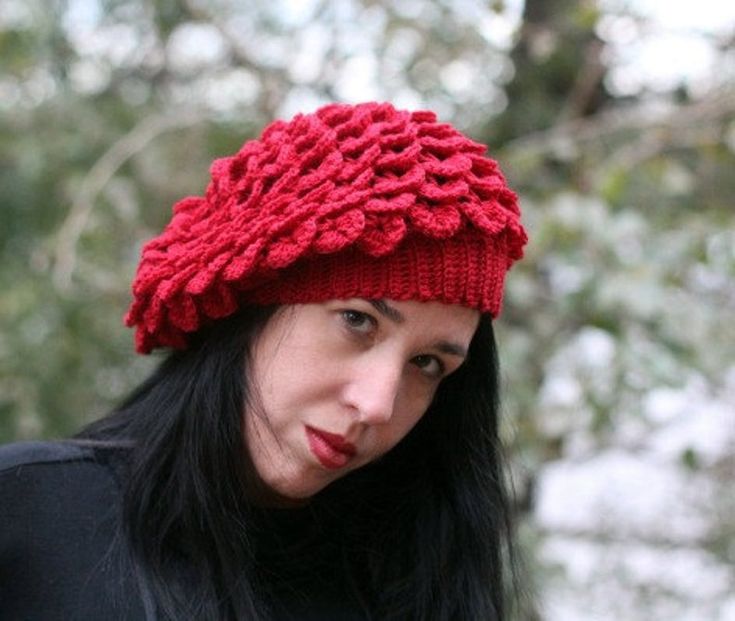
top-left (1, 0), bottom-right (734, 618)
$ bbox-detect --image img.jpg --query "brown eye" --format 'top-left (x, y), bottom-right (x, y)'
top-left (340, 310), bottom-right (376, 335)
top-left (412, 354), bottom-right (444, 379)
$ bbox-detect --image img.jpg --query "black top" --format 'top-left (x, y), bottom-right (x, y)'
top-left (0, 441), bottom-right (371, 620)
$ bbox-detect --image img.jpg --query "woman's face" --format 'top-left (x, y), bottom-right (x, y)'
top-left (244, 298), bottom-right (480, 501)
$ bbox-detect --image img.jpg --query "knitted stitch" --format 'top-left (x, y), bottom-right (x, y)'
top-left (125, 102), bottom-right (528, 353)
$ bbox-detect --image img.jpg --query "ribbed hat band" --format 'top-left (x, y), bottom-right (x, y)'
top-left (249, 230), bottom-right (510, 312)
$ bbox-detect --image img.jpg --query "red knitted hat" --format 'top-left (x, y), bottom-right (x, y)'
top-left (125, 102), bottom-right (528, 353)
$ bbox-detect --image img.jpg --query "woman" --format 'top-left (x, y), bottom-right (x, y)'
top-left (0, 102), bottom-right (527, 620)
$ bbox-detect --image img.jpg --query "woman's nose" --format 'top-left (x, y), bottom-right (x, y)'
top-left (342, 355), bottom-right (403, 425)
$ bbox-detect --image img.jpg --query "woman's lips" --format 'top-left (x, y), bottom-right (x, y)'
top-left (305, 426), bottom-right (357, 470)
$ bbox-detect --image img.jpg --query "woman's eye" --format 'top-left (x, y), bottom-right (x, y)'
top-left (340, 310), bottom-right (376, 335)
top-left (412, 355), bottom-right (445, 379)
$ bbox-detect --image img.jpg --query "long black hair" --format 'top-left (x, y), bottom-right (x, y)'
top-left (78, 305), bottom-right (517, 620)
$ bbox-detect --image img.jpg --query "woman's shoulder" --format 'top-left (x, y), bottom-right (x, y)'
top-left (0, 439), bottom-right (94, 470)
top-left (0, 437), bottom-right (129, 474)
top-left (0, 439), bottom-right (129, 487)
top-left (0, 440), bottom-right (141, 619)
top-left (0, 439), bottom-right (129, 522)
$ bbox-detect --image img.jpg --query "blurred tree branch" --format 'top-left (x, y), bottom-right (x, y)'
top-left (537, 526), bottom-right (727, 552)
top-left (52, 109), bottom-right (208, 292)
top-left (180, 0), bottom-right (298, 117)
top-left (502, 87), bottom-right (735, 161)
top-left (557, 38), bottom-right (607, 121)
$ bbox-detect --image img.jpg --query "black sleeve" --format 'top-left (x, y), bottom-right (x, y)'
top-left (0, 441), bottom-right (145, 621)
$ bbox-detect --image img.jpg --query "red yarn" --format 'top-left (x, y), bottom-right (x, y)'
top-left (125, 102), bottom-right (528, 353)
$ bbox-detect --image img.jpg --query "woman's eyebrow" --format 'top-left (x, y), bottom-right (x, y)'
top-left (368, 299), bottom-right (405, 324)
top-left (435, 341), bottom-right (468, 359)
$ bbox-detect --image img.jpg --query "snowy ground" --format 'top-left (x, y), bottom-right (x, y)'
top-left (533, 377), bottom-right (735, 620)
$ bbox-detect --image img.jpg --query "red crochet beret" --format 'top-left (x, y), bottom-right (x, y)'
top-left (125, 102), bottom-right (528, 353)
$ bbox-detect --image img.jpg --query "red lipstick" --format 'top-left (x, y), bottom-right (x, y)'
top-left (305, 426), bottom-right (356, 470)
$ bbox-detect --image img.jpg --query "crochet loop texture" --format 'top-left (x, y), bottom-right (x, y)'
top-left (125, 102), bottom-right (527, 353)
